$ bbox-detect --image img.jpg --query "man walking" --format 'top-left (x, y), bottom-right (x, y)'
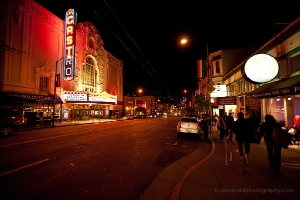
top-left (225, 112), bottom-right (234, 140)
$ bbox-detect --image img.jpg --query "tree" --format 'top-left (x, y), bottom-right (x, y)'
top-left (194, 93), bottom-right (210, 114)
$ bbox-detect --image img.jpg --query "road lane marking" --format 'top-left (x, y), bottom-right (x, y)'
top-left (0, 122), bottom-right (144, 148)
top-left (0, 158), bottom-right (50, 177)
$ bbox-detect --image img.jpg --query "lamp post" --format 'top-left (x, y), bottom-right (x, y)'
top-left (180, 38), bottom-right (212, 128)
top-left (52, 57), bottom-right (64, 126)
top-left (133, 88), bottom-right (143, 117)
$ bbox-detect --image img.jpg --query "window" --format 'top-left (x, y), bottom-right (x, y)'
top-left (39, 77), bottom-right (49, 92)
top-left (216, 60), bottom-right (220, 74)
top-left (83, 57), bottom-right (96, 92)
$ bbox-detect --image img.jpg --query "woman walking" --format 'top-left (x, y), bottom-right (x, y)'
top-left (259, 114), bottom-right (283, 176)
top-left (217, 115), bottom-right (226, 141)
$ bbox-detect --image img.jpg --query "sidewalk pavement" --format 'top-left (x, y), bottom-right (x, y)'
top-left (140, 130), bottom-right (300, 200)
top-left (21, 118), bottom-right (119, 130)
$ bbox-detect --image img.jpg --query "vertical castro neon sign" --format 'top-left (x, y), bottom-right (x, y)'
top-left (64, 9), bottom-right (77, 80)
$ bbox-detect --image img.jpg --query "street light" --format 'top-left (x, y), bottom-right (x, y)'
top-left (52, 57), bottom-right (64, 126)
top-left (180, 38), bottom-right (212, 128)
top-left (133, 88), bottom-right (143, 117)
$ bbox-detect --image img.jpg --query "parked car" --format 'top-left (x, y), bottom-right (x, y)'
top-left (122, 115), bottom-right (134, 120)
top-left (184, 113), bottom-right (199, 121)
top-left (0, 109), bottom-right (25, 136)
top-left (177, 117), bottom-right (201, 137)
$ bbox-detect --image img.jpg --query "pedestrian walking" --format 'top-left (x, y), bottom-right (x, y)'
top-left (259, 114), bottom-right (284, 176)
top-left (232, 112), bottom-right (252, 163)
top-left (217, 115), bottom-right (226, 141)
top-left (225, 112), bottom-right (234, 140)
top-left (200, 115), bottom-right (210, 140)
top-left (248, 111), bottom-right (261, 143)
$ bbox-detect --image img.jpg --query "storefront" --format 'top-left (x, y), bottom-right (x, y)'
top-left (246, 74), bottom-right (300, 128)
top-left (0, 92), bottom-right (63, 126)
top-left (62, 90), bottom-right (118, 121)
top-left (211, 96), bottom-right (237, 118)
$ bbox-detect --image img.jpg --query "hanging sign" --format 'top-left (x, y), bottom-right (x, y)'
top-left (64, 9), bottom-right (77, 80)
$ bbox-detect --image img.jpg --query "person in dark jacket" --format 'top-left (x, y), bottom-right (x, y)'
top-left (225, 112), bottom-right (234, 140)
top-left (248, 111), bottom-right (261, 143)
top-left (259, 114), bottom-right (283, 176)
top-left (232, 112), bottom-right (252, 163)
top-left (200, 115), bottom-right (210, 140)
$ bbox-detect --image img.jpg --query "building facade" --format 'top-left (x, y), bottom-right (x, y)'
top-left (123, 95), bottom-right (156, 117)
top-left (219, 16), bottom-right (300, 128)
top-left (0, 0), bottom-right (123, 125)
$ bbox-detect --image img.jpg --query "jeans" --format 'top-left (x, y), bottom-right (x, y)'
top-left (267, 146), bottom-right (282, 171)
top-left (225, 127), bottom-right (233, 138)
top-left (203, 129), bottom-right (209, 139)
top-left (219, 128), bottom-right (226, 140)
top-left (237, 141), bottom-right (250, 157)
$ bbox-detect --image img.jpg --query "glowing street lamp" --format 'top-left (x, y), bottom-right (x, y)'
top-left (180, 37), bottom-right (212, 129)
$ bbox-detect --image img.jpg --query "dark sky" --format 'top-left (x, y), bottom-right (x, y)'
top-left (34, 0), bottom-right (299, 97)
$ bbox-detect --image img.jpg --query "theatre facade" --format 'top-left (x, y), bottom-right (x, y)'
top-left (0, 0), bottom-right (123, 123)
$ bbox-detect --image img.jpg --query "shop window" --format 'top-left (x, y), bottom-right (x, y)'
top-left (39, 77), bottom-right (49, 92)
top-left (216, 60), bottom-right (220, 74)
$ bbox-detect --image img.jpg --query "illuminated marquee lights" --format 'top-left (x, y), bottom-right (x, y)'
top-left (64, 9), bottom-right (77, 80)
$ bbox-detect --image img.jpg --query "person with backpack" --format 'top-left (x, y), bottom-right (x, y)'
top-left (247, 111), bottom-right (261, 143)
top-left (259, 114), bottom-right (285, 176)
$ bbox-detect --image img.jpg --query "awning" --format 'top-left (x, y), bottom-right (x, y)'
top-left (56, 97), bottom-right (63, 104)
top-left (246, 74), bottom-right (300, 98)
top-left (246, 80), bottom-right (284, 98)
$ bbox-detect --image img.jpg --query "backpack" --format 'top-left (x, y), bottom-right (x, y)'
top-left (217, 118), bottom-right (225, 130)
top-left (272, 127), bottom-right (290, 149)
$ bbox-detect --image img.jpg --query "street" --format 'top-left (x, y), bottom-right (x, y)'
top-left (0, 117), bottom-right (208, 200)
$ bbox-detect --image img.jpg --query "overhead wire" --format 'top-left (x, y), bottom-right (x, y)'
top-left (85, 0), bottom-right (172, 97)
top-left (103, 0), bottom-right (173, 97)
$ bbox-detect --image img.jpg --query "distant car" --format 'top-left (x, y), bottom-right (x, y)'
top-left (0, 109), bottom-right (25, 136)
top-left (177, 117), bottom-right (201, 137)
top-left (122, 115), bottom-right (134, 120)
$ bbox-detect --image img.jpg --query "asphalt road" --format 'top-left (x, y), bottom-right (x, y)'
top-left (0, 116), bottom-right (209, 200)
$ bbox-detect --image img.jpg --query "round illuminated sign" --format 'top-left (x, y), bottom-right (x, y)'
top-left (243, 54), bottom-right (279, 83)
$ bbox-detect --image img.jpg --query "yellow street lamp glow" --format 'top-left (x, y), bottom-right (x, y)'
top-left (181, 39), bottom-right (188, 44)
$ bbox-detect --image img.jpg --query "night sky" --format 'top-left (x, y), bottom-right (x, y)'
top-left (34, 0), bottom-right (299, 98)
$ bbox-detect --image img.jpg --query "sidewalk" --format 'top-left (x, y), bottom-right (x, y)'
top-left (141, 130), bottom-right (300, 200)
top-left (21, 118), bottom-right (119, 130)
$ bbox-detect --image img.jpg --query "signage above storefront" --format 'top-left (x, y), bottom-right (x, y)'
top-left (64, 9), bottom-right (77, 80)
top-left (89, 92), bottom-right (117, 104)
top-left (219, 96), bottom-right (236, 105)
top-left (64, 91), bottom-right (87, 101)
top-left (246, 84), bottom-right (300, 98)
top-left (242, 54), bottom-right (279, 84)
